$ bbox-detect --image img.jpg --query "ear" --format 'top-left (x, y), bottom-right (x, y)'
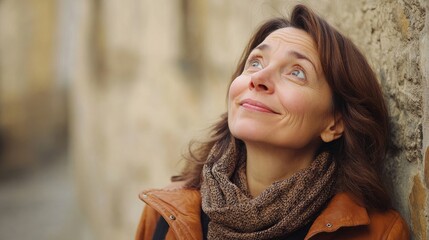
top-left (320, 114), bottom-right (344, 143)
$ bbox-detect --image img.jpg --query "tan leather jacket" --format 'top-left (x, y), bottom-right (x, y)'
top-left (135, 186), bottom-right (410, 240)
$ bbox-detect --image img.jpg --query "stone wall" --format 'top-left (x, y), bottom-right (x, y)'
top-left (0, 0), bottom-right (66, 173)
top-left (64, 0), bottom-right (428, 239)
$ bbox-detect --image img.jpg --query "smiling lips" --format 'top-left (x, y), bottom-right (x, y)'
top-left (240, 99), bottom-right (279, 114)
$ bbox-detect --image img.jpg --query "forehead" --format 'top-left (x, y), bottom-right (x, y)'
top-left (261, 27), bottom-right (318, 57)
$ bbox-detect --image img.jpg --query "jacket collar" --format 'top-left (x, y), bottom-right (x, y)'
top-left (140, 187), bottom-right (370, 240)
top-left (305, 192), bottom-right (370, 239)
top-left (140, 186), bottom-right (202, 240)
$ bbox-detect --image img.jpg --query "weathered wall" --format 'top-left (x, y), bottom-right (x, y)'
top-left (65, 0), bottom-right (428, 239)
top-left (0, 0), bottom-right (66, 172)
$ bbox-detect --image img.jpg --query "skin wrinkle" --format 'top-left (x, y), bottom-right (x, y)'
top-left (227, 28), bottom-right (332, 146)
top-left (246, 33), bottom-right (324, 92)
top-left (269, 32), bottom-right (321, 75)
top-left (253, 43), bottom-right (318, 77)
top-left (228, 27), bottom-right (343, 197)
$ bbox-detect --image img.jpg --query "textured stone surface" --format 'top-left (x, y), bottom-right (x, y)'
top-left (425, 147), bottom-right (429, 187)
top-left (0, 0), bottom-right (67, 172)
top-left (409, 175), bottom-right (428, 240)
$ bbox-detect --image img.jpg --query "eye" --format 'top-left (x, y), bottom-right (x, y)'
top-left (290, 69), bottom-right (306, 80)
top-left (248, 59), bottom-right (263, 70)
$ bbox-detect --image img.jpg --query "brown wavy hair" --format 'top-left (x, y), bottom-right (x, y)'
top-left (173, 4), bottom-right (391, 210)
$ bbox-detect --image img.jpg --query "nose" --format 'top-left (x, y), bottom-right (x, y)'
top-left (249, 68), bottom-right (275, 93)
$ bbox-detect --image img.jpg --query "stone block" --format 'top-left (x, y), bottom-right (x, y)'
top-left (409, 175), bottom-right (428, 240)
top-left (425, 147), bottom-right (429, 188)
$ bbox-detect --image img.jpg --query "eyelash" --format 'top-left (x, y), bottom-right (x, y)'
top-left (245, 56), bottom-right (307, 81)
top-left (247, 57), bottom-right (263, 69)
top-left (290, 67), bottom-right (306, 80)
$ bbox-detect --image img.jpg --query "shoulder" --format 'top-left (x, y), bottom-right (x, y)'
top-left (138, 181), bottom-right (200, 204)
top-left (138, 181), bottom-right (200, 213)
top-left (366, 209), bottom-right (410, 240)
top-left (307, 192), bottom-right (410, 240)
top-left (135, 182), bottom-right (202, 240)
top-left (135, 199), bottom-right (160, 240)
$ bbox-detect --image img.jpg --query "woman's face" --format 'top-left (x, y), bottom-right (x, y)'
top-left (228, 27), bottom-right (336, 151)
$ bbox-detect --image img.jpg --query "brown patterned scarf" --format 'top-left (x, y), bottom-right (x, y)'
top-left (201, 140), bottom-right (337, 240)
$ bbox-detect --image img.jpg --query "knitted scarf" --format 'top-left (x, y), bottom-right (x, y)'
top-left (201, 141), bottom-right (337, 240)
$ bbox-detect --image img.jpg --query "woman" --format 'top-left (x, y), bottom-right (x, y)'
top-left (136, 4), bottom-right (410, 240)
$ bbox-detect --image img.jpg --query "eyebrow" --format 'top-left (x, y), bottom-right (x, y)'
top-left (254, 43), bottom-right (318, 72)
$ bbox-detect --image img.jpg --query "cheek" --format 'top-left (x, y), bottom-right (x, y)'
top-left (229, 77), bottom-right (246, 96)
top-left (228, 76), bottom-right (248, 135)
top-left (228, 76), bottom-right (247, 106)
top-left (278, 90), bottom-right (331, 125)
top-left (278, 91), bottom-right (310, 114)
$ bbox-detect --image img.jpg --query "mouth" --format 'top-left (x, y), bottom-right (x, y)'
top-left (239, 98), bottom-right (280, 114)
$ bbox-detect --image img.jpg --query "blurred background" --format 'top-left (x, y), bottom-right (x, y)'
top-left (0, 0), bottom-right (428, 239)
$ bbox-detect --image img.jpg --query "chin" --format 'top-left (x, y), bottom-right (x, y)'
top-left (229, 125), bottom-right (265, 143)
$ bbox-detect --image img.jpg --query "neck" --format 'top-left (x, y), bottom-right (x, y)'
top-left (245, 142), bottom-right (317, 197)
